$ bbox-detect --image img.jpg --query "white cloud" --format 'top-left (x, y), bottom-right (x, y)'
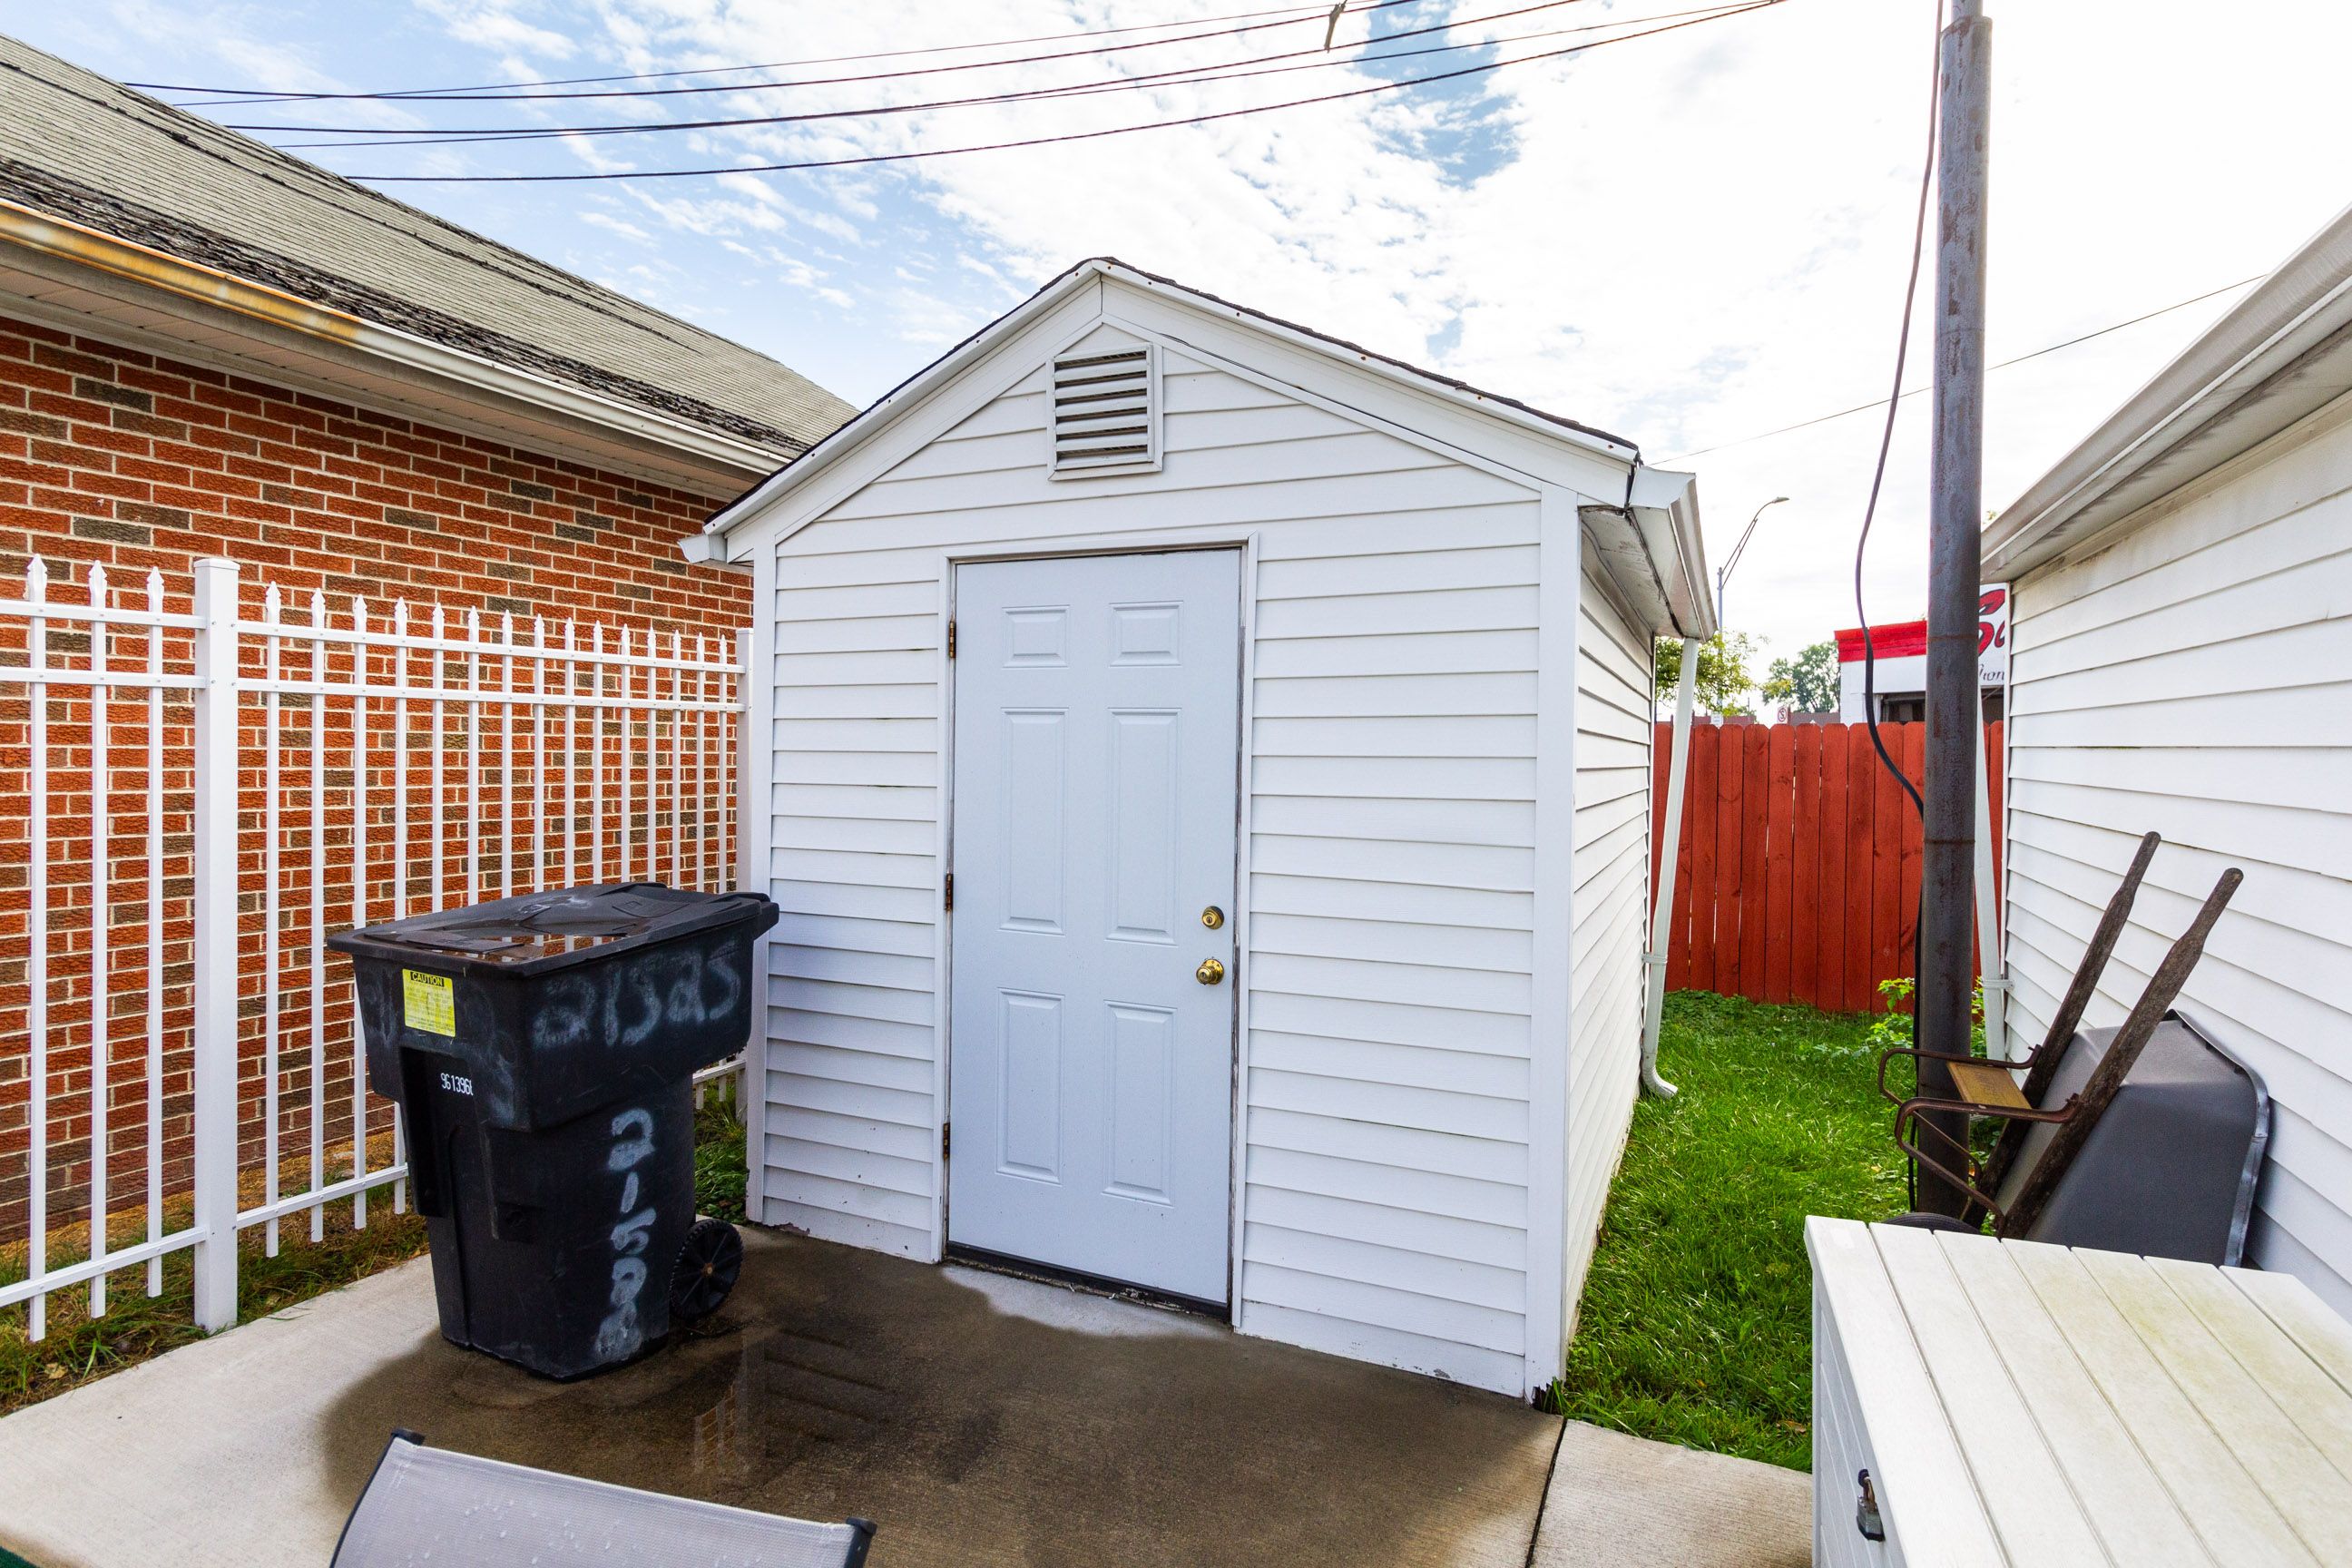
top-left (414, 0), bottom-right (579, 60)
top-left (84, 0), bottom-right (430, 128)
top-left (579, 210), bottom-right (653, 241)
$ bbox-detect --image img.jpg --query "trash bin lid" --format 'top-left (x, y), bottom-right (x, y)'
top-left (328, 883), bottom-right (774, 977)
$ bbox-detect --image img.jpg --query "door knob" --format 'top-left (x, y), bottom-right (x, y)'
top-left (1195, 957), bottom-right (1226, 985)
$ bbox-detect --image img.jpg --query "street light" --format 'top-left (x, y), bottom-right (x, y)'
top-left (1717, 495), bottom-right (1788, 624)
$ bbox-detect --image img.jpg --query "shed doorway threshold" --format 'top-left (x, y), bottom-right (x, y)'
top-left (943, 1241), bottom-right (1227, 1320)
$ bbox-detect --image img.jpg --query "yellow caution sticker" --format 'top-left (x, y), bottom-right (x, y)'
top-left (402, 969), bottom-right (456, 1037)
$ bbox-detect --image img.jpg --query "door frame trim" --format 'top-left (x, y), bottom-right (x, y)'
top-left (930, 532), bottom-right (1259, 1323)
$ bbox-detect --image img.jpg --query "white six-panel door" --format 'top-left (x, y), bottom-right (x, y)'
top-left (946, 549), bottom-right (1241, 1303)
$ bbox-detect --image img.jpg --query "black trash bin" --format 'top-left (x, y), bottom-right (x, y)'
top-left (329, 883), bottom-right (779, 1380)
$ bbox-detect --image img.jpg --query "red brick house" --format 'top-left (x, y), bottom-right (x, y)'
top-left (0, 35), bottom-right (854, 1243)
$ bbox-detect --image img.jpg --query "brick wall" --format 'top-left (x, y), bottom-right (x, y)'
top-left (0, 313), bottom-right (764, 1249)
top-left (0, 315), bottom-right (751, 622)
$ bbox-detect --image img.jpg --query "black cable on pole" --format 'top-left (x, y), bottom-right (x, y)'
top-left (250, 1), bottom-right (1727, 152)
top-left (340, 2), bottom-right (1783, 184)
top-left (1857, 0), bottom-right (1940, 826)
top-left (134, 0), bottom-right (1434, 105)
top-left (150, 0), bottom-right (1348, 104)
top-left (1857, 0), bottom-right (1943, 1211)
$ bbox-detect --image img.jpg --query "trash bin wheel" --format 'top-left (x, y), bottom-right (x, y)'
top-left (670, 1217), bottom-right (744, 1325)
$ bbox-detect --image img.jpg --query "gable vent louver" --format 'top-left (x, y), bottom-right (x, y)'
top-left (1049, 344), bottom-right (1160, 477)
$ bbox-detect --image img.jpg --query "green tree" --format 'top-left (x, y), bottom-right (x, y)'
top-left (1653, 631), bottom-right (1761, 717)
top-left (1761, 639), bottom-right (1838, 714)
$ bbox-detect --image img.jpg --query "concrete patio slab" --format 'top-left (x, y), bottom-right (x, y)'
top-left (1531, 1419), bottom-right (1811, 1568)
top-left (0, 1229), bottom-right (1563, 1567)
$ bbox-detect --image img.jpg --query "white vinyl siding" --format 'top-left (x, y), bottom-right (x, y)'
top-left (1562, 542), bottom-right (1653, 1331)
top-left (2003, 393), bottom-right (2352, 1315)
top-left (757, 334), bottom-right (1549, 1392)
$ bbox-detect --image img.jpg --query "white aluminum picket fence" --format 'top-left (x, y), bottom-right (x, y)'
top-left (1, 555), bottom-right (747, 1339)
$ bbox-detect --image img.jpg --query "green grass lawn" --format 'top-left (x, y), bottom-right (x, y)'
top-left (1553, 990), bottom-right (1910, 1472)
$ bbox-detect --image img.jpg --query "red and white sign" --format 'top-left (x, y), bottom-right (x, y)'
top-left (1830, 585), bottom-right (2011, 720)
top-left (1978, 583), bottom-right (2010, 688)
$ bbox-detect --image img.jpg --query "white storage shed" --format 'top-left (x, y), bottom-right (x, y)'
top-left (691, 259), bottom-right (1712, 1397)
top-left (1986, 203), bottom-right (2352, 1315)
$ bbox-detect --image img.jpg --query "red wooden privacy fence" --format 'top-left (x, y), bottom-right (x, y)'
top-left (1649, 720), bottom-right (2004, 1014)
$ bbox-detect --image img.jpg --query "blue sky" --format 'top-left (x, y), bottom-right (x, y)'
top-left (11, 1), bottom-right (2347, 666)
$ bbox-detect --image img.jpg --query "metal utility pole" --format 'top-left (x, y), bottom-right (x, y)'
top-left (1916, 0), bottom-right (1991, 1213)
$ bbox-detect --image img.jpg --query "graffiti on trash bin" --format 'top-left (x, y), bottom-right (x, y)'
top-left (528, 943), bottom-right (744, 1056)
top-left (594, 1105), bottom-right (662, 1361)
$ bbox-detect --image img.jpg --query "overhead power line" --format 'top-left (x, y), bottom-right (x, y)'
top-left (346, 2), bottom-right (1784, 184)
top-left (150, 0), bottom-right (1353, 104)
top-left (251, 1), bottom-right (1726, 151)
top-left (1659, 275), bottom-right (2264, 464)
top-left (137, 0), bottom-right (1433, 105)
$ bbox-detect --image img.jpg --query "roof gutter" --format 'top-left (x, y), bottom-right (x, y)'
top-left (1628, 463), bottom-right (1715, 640)
top-left (0, 198), bottom-right (786, 483)
top-left (1986, 201), bottom-right (2352, 579)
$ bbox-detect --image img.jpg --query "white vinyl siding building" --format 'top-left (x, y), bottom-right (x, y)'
top-left (695, 260), bottom-right (1710, 1397)
top-left (1986, 204), bottom-right (2352, 1316)
top-left (1563, 548), bottom-right (1657, 1328)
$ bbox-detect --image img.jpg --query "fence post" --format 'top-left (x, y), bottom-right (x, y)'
top-left (735, 627), bottom-right (755, 895)
top-left (191, 557), bottom-right (242, 1331)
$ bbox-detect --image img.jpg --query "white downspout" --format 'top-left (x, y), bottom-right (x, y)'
top-left (1973, 688), bottom-right (2010, 1059)
top-left (1641, 636), bottom-right (1700, 1098)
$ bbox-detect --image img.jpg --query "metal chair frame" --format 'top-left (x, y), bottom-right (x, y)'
top-left (1875, 831), bottom-right (2161, 1113)
top-left (1879, 833), bottom-right (2239, 1240)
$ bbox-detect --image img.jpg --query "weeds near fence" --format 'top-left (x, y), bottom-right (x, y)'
top-left (693, 1099), bottom-right (749, 1222)
top-left (2, 1208), bottom-right (428, 1418)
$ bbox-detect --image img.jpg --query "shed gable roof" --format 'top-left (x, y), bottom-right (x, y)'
top-left (696, 257), bottom-right (1709, 636)
top-left (0, 34), bottom-right (857, 458)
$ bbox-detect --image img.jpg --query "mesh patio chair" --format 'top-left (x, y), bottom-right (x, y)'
top-left (332, 1431), bottom-right (876, 1568)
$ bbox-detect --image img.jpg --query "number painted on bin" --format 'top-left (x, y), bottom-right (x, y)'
top-left (437, 1072), bottom-right (474, 1097)
top-left (593, 1107), bottom-right (661, 1362)
top-left (524, 946), bottom-right (743, 1054)
top-left (402, 969), bottom-right (456, 1037)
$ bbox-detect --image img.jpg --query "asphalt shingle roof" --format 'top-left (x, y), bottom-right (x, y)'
top-left (0, 34), bottom-right (857, 456)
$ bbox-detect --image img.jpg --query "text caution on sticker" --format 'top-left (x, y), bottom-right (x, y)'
top-left (403, 969), bottom-right (455, 1037)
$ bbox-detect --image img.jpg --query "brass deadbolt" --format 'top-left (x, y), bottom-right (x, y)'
top-left (1200, 905), bottom-right (1226, 930)
top-left (1195, 957), bottom-right (1227, 985)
